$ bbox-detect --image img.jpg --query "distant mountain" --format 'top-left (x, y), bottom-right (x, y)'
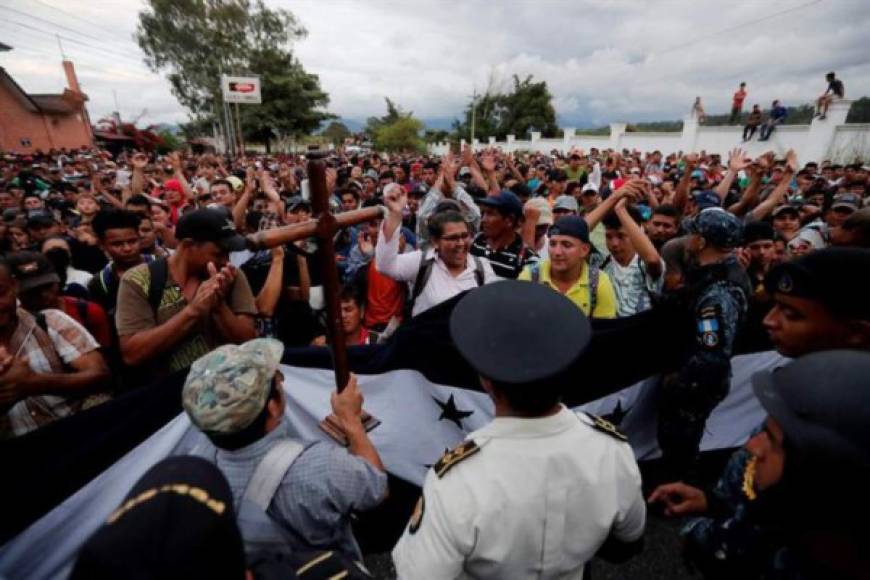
top-left (330, 116), bottom-right (457, 133)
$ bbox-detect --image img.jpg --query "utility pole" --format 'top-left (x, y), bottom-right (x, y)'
top-left (469, 88), bottom-right (478, 146)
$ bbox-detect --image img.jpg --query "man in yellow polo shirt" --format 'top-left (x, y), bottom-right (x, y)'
top-left (519, 216), bottom-right (617, 318)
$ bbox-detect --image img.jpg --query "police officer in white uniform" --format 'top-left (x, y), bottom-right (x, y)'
top-left (392, 280), bottom-right (646, 579)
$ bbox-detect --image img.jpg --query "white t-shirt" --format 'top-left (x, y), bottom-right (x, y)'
top-left (601, 254), bottom-right (664, 317)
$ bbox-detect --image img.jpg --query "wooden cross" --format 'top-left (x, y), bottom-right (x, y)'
top-left (244, 150), bottom-right (381, 444)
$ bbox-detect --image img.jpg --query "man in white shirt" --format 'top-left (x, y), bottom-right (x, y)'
top-left (376, 184), bottom-right (496, 317)
top-left (392, 281), bottom-right (646, 579)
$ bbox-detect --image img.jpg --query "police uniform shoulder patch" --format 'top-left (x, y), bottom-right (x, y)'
top-left (587, 413), bottom-right (628, 442)
top-left (697, 303), bottom-right (722, 349)
top-left (409, 495), bottom-right (425, 534)
top-left (433, 440), bottom-right (480, 478)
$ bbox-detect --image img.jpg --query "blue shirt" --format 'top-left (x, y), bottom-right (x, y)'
top-left (214, 417), bottom-right (387, 558)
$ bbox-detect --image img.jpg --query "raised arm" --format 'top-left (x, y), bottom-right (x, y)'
top-left (167, 152), bottom-right (193, 203)
top-left (673, 153), bottom-right (698, 213)
top-left (615, 198), bottom-right (662, 279)
top-left (585, 180), bottom-right (645, 230)
top-left (129, 152), bottom-right (148, 200)
top-left (255, 246), bottom-right (285, 317)
top-left (749, 150), bottom-right (798, 221)
top-left (715, 148), bottom-right (749, 203)
top-left (462, 145), bottom-right (489, 192)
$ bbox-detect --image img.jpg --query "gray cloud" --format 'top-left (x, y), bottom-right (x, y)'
top-left (2, 0), bottom-right (868, 129)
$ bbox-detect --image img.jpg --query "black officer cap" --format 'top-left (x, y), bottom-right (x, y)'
top-left (752, 350), bottom-right (870, 469)
top-left (449, 280), bottom-right (592, 384)
top-left (70, 456), bottom-right (245, 580)
top-left (765, 247), bottom-right (870, 320)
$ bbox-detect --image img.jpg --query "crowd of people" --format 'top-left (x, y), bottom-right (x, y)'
top-left (690, 72), bottom-right (846, 143)
top-left (2, 139), bottom-right (870, 579)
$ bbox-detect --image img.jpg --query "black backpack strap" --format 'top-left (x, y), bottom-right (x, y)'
top-left (588, 263), bottom-right (600, 317)
top-left (472, 256), bottom-right (485, 287)
top-left (146, 257), bottom-right (168, 317)
top-left (408, 252), bottom-right (436, 315)
top-left (35, 312), bottom-right (48, 333)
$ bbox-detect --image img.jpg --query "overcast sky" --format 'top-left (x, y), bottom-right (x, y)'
top-left (2, 0), bottom-right (868, 129)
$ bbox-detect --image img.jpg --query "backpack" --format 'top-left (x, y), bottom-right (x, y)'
top-left (407, 252), bottom-right (485, 316)
top-left (529, 260), bottom-right (600, 316)
top-left (146, 257), bottom-right (169, 317)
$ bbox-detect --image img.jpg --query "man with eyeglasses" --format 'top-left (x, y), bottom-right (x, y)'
top-left (376, 184), bottom-right (497, 317)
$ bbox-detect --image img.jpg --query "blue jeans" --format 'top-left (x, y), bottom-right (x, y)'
top-left (759, 119), bottom-right (783, 141)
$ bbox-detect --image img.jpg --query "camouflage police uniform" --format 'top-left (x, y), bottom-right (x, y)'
top-left (658, 209), bottom-right (751, 481)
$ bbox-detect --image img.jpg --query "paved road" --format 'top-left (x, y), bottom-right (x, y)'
top-left (364, 513), bottom-right (703, 579)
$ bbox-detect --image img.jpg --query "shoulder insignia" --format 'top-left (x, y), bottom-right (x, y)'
top-left (587, 413), bottom-right (628, 442)
top-left (408, 495), bottom-right (425, 534)
top-left (433, 440), bottom-right (480, 478)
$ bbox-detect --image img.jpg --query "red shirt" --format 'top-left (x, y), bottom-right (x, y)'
top-left (364, 260), bottom-right (405, 328)
top-left (732, 89), bottom-right (747, 107)
top-left (61, 296), bottom-right (112, 348)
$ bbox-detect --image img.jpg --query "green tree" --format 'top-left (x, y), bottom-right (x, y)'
top-left (452, 75), bottom-right (558, 141)
top-left (846, 97), bottom-right (870, 123)
top-left (424, 128), bottom-right (450, 143)
top-left (322, 121), bottom-right (351, 145)
top-left (136, 0), bottom-right (329, 146)
top-left (236, 47), bottom-right (332, 152)
top-left (375, 117), bottom-right (425, 153)
top-left (364, 97), bottom-right (406, 138)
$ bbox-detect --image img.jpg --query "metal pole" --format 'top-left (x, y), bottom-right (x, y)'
top-left (235, 102), bottom-right (245, 155)
top-left (470, 89), bottom-right (477, 145)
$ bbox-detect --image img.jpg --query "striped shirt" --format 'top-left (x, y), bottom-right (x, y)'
top-left (470, 233), bottom-right (538, 280)
top-left (598, 254), bottom-right (664, 317)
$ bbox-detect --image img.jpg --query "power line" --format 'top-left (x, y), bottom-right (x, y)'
top-left (30, 0), bottom-right (134, 44)
top-left (5, 18), bottom-right (148, 65)
top-left (0, 32), bottom-right (151, 82)
top-left (0, 5), bottom-right (137, 50)
top-left (652, 0), bottom-right (824, 57)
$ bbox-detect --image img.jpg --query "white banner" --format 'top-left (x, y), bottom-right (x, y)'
top-left (0, 351), bottom-right (787, 579)
top-left (221, 75), bottom-right (261, 104)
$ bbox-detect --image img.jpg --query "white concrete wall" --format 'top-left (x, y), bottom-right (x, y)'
top-left (429, 99), bottom-right (865, 164)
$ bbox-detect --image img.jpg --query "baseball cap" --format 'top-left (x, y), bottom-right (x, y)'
top-left (524, 197), bottom-right (553, 226)
top-left (26, 208), bottom-right (57, 227)
top-left (450, 280), bottom-right (592, 384)
top-left (7, 251), bottom-right (60, 292)
top-left (287, 195), bottom-right (312, 212)
top-left (743, 220), bottom-right (776, 244)
top-left (175, 208), bottom-right (247, 252)
top-left (580, 183), bottom-right (599, 196)
top-left (685, 207), bottom-right (743, 248)
top-left (549, 215), bottom-right (590, 244)
top-left (182, 338), bottom-right (285, 435)
top-left (764, 247), bottom-right (870, 320)
top-left (772, 204), bottom-right (800, 218)
top-left (553, 195), bottom-right (580, 213)
top-left (547, 169), bottom-right (567, 182)
top-left (752, 350), bottom-right (870, 469)
top-left (832, 193), bottom-right (861, 212)
top-left (70, 456), bottom-right (245, 580)
top-left (478, 191), bottom-right (523, 218)
top-left (691, 190), bottom-right (722, 211)
top-left (225, 175), bottom-right (244, 193)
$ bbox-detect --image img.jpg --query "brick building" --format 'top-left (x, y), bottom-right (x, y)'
top-left (0, 43), bottom-right (94, 154)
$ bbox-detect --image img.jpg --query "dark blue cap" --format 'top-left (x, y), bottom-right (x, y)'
top-left (752, 350), bottom-right (870, 468)
top-left (685, 207), bottom-right (743, 248)
top-left (765, 247), bottom-right (870, 320)
top-left (692, 189), bottom-right (721, 211)
top-left (478, 191), bottom-right (523, 218)
top-left (549, 215), bottom-right (590, 244)
top-left (450, 280), bottom-right (592, 384)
